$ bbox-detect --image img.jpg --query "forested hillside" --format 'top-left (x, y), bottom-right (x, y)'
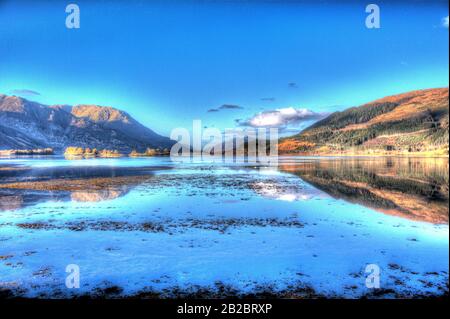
top-left (279, 88), bottom-right (449, 156)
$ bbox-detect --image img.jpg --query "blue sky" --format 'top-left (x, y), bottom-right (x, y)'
top-left (0, 0), bottom-right (448, 136)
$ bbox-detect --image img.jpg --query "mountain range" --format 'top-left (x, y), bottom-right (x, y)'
top-left (0, 94), bottom-right (174, 153)
top-left (279, 88), bottom-right (449, 156)
top-left (1, 88), bottom-right (449, 156)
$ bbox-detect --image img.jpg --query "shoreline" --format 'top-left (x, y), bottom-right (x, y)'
top-left (279, 153), bottom-right (449, 159)
top-left (1, 152), bottom-right (449, 159)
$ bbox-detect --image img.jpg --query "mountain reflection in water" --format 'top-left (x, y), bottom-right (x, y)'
top-left (0, 157), bottom-right (448, 225)
top-left (279, 157), bottom-right (449, 224)
top-left (0, 165), bottom-right (159, 210)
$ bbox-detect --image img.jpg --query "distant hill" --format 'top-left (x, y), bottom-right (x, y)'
top-left (279, 88), bottom-right (449, 156)
top-left (0, 94), bottom-right (174, 153)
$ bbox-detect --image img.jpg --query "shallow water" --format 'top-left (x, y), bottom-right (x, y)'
top-left (0, 156), bottom-right (448, 298)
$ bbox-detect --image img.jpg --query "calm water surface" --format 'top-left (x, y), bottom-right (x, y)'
top-left (0, 156), bottom-right (448, 298)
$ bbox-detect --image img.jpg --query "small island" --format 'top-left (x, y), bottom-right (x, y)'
top-left (63, 147), bottom-right (170, 159)
top-left (129, 148), bottom-right (170, 157)
top-left (64, 147), bottom-right (122, 158)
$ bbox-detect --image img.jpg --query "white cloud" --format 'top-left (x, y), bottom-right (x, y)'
top-left (443, 16), bottom-right (449, 28)
top-left (237, 107), bottom-right (327, 129)
top-left (9, 89), bottom-right (41, 96)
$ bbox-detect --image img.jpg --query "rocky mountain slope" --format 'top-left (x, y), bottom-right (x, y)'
top-left (279, 88), bottom-right (449, 156)
top-left (0, 94), bottom-right (174, 153)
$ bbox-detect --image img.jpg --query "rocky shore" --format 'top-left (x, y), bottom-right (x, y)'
top-left (0, 148), bottom-right (54, 156)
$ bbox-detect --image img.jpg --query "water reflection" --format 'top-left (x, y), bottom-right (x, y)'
top-left (280, 157), bottom-right (449, 224)
top-left (0, 165), bottom-right (159, 210)
top-left (0, 157), bottom-right (448, 225)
